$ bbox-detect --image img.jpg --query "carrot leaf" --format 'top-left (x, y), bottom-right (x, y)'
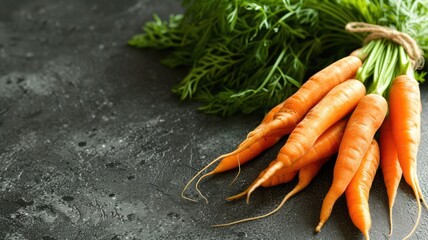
top-left (129, 0), bottom-right (428, 115)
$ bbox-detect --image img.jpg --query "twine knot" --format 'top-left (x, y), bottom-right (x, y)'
top-left (346, 22), bottom-right (424, 69)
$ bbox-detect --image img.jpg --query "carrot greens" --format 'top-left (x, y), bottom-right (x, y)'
top-left (129, 0), bottom-right (327, 115)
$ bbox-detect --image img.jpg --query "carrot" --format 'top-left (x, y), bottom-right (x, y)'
top-left (218, 101), bottom-right (293, 176)
top-left (345, 139), bottom-right (380, 240)
top-left (237, 118), bottom-right (348, 202)
top-left (181, 100), bottom-right (288, 202)
top-left (388, 75), bottom-right (426, 239)
top-left (244, 99), bottom-right (287, 140)
top-left (245, 79), bottom-right (366, 202)
top-left (182, 55), bottom-right (362, 202)
top-left (213, 157), bottom-right (331, 227)
top-left (226, 169), bottom-right (298, 201)
top-left (215, 136), bottom-right (283, 176)
top-left (315, 93), bottom-right (387, 233)
top-left (271, 118), bottom-right (348, 178)
top-left (240, 55), bottom-right (361, 150)
top-left (261, 168), bottom-right (298, 188)
top-left (379, 115), bottom-right (402, 236)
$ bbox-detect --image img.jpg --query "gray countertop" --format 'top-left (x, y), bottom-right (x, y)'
top-left (1, 1), bottom-right (427, 239)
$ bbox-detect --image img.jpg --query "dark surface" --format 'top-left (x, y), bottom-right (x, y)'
top-left (0, 1), bottom-right (427, 239)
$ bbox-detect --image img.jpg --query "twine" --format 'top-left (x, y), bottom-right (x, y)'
top-left (345, 22), bottom-right (424, 69)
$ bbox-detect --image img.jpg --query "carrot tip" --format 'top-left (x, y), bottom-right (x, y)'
top-left (181, 154), bottom-right (228, 202)
top-left (194, 171), bottom-right (215, 203)
top-left (229, 159), bottom-right (242, 186)
top-left (225, 194), bottom-right (243, 201)
top-left (315, 222), bottom-right (324, 233)
top-left (212, 223), bottom-right (225, 228)
top-left (181, 195), bottom-right (199, 203)
top-left (388, 207), bottom-right (393, 236)
top-left (245, 184), bottom-right (259, 204)
top-left (364, 232), bottom-right (370, 240)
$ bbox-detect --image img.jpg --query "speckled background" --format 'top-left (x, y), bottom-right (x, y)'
top-left (1, 1), bottom-right (427, 240)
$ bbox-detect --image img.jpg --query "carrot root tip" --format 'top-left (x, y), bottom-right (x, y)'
top-left (364, 232), bottom-right (370, 240)
top-left (226, 193), bottom-right (243, 201)
top-left (181, 154), bottom-right (228, 202)
top-left (388, 207), bottom-right (393, 236)
top-left (315, 222), bottom-right (324, 233)
top-left (246, 182), bottom-right (261, 204)
top-left (229, 159), bottom-right (242, 186)
top-left (195, 171), bottom-right (216, 204)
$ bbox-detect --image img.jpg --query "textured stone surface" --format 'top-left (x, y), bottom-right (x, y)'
top-left (0, 1), bottom-right (427, 239)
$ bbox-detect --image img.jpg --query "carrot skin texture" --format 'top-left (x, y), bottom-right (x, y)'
top-left (379, 115), bottom-right (402, 235)
top-left (389, 75), bottom-right (421, 190)
top-left (249, 79), bottom-right (366, 196)
top-left (244, 100), bottom-right (286, 139)
top-left (240, 56), bottom-right (362, 150)
top-left (346, 140), bottom-right (380, 240)
top-left (261, 170), bottom-right (298, 188)
top-left (278, 118), bottom-right (348, 173)
top-left (315, 93), bottom-right (387, 232)
top-left (213, 135), bottom-right (283, 173)
top-left (273, 56), bottom-right (361, 123)
top-left (215, 157), bottom-right (331, 227)
top-left (388, 75), bottom-right (424, 239)
top-left (262, 118), bottom-right (348, 186)
top-left (229, 118), bottom-right (347, 201)
top-left (216, 100), bottom-right (292, 173)
top-left (298, 157), bottom-right (331, 190)
top-left (277, 80), bottom-right (365, 170)
top-left (227, 170), bottom-right (298, 201)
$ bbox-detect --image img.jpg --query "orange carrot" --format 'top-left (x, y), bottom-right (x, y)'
top-left (213, 157), bottom-right (331, 227)
top-left (226, 169), bottom-right (298, 201)
top-left (182, 56), bottom-right (362, 202)
top-left (216, 136), bottom-right (283, 174)
top-left (389, 75), bottom-right (426, 239)
top-left (239, 118), bottom-right (348, 201)
top-left (315, 93), bottom-right (387, 232)
top-left (261, 168), bottom-right (298, 188)
top-left (246, 79), bottom-right (366, 201)
top-left (271, 118), bottom-right (348, 177)
top-left (241, 56), bottom-right (361, 150)
top-left (217, 101), bottom-right (293, 183)
top-left (244, 99), bottom-right (287, 140)
top-left (345, 139), bottom-right (380, 240)
top-left (181, 100), bottom-right (288, 202)
top-left (379, 115), bottom-right (402, 236)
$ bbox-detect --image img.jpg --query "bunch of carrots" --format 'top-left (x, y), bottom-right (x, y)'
top-left (181, 25), bottom-right (426, 239)
top-left (129, 0), bottom-right (427, 238)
